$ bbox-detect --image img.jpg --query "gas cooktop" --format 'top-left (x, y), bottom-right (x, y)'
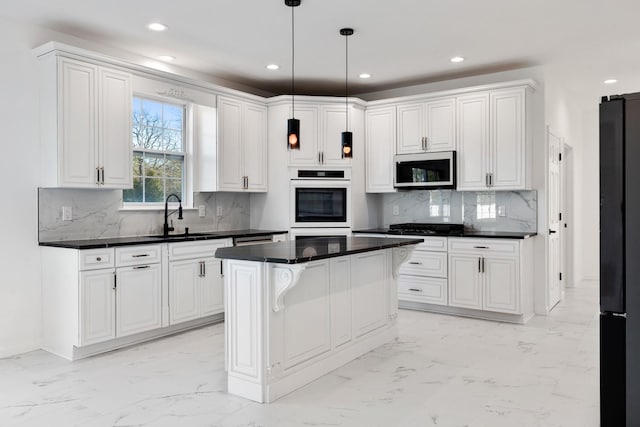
top-left (388, 223), bottom-right (465, 235)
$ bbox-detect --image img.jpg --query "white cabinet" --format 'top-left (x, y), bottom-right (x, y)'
top-left (288, 104), bottom-right (352, 166)
top-left (79, 268), bottom-right (116, 346)
top-left (218, 96), bottom-right (268, 192)
top-left (365, 106), bottom-right (396, 193)
top-left (456, 86), bottom-right (531, 191)
top-left (168, 239), bottom-right (231, 325)
top-left (398, 236), bottom-right (448, 306)
top-left (448, 238), bottom-right (521, 314)
top-left (115, 263), bottom-right (162, 337)
top-left (39, 55), bottom-right (132, 188)
top-left (396, 97), bottom-right (455, 154)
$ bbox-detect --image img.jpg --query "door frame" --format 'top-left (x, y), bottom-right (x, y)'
top-left (561, 142), bottom-right (574, 288)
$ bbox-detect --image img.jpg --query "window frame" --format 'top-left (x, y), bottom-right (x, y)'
top-left (122, 93), bottom-right (194, 210)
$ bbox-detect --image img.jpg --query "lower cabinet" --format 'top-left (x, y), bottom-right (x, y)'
top-left (115, 264), bottom-right (162, 337)
top-left (79, 268), bottom-right (116, 346)
top-left (398, 236), bottom-right (448, 306)
top-left (168, 239), bottom-right (231, 325)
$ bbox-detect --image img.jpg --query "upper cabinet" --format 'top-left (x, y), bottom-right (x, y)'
top-left (289, 103), bottom-right (352, 166)
top-left (217, 96), bottom-right (268, 192)
top-left (365, 106), bottom-right (396, 193)
top-left (39, 55), bottom-right (132, 188)
top-left (457, 86), bottom-right (531, 191)
top-left (396, 97), bottom-right (456, 154)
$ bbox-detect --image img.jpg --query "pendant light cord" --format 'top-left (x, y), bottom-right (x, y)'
top-left (291, 4), bottom-right (295, 117)
top-left (345, 32), bottom-right (349, 132)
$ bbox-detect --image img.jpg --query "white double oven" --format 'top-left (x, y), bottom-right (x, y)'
top-left (289, 168), bottom-right (352, 240)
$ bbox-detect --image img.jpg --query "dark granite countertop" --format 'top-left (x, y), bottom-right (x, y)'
top-left (39, 229), bottom-right (289, 250)
top-left (352, 228), bottom-right (537, 240)
top-left (215, 236), bottom-right (424, 264)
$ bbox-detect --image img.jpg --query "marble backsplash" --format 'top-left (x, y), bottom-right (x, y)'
top-left (379, 190), bottom-right (537, 232)
top-left (38, 188), bottom-right (250, 242)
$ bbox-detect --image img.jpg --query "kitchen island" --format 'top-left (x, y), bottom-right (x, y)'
top-left (215, 236), bottom-right (422, 403)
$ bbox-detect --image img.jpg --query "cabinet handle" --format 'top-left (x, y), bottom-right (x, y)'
top-left (100, 167), bottom-right (105, 184)
top-left (132, 254), bottom-right (150, 258)
top-left (408, 288), bottom-right (423, 292)
top-left (321, 151), bottom-right (324, 164)
top-left (473, 246), bottom-right (489, 249)
top-left (96, 257), bottom-right (102, 261)
top-left (425, 136), bottom-right (429, 150)
top-left (96, 167), bottom-right (100, 185)
top-left (198, 261), bottom-right (203, 277)
top-left (220, 261), bottom-right (224, 278)
top-left (133, 265), bottom-right (150, 270)
top-left (408, 261), bottom-right (422, 265)
top-left (478, 257), bottom-right (482, 273)
top-left (202, 261), bottom-right (206, 277)
top-left (113, 272), bottom-right (117, 290)
top-left (489, 173), bottom-right (493, 187)
top-left (318, 152), bottom-right (321, 164)
top-left (481, 257), bottom-right (485, 273)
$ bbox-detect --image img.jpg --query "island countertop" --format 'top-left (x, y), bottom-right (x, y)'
top-left (215, 236), bottom-right (423, 264)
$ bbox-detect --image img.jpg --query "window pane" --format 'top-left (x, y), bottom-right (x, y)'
top-left (164, 104), bottom-right (183, 130)
top-left (144, 178), bottom-right (165, 202)
top-left (132, 152), bottom-right (143, 177)
top-left (123, 177), bottom-right (143, 202)
top-left (165, 155), bottom-right (183, 179)
top-left (141, 99), bottom-right (163, 123)
top-left (143, 154), bottom-right (166, 178)
top-left (166, 179), bottom-right (182, 199)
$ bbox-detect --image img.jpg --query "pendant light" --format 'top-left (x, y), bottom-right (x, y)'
top-left (286, 0), bottom-right (301, 150)
top-left (340, 28), bottom-right (354, 158)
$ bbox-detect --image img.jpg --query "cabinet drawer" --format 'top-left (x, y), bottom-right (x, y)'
top-left (168, 239), bottom-right (232, 261)
top-left (79, 248), bottom-right (115, 271)
top-left (448, 238), bottom-right (519, 256)
top-left (399, 235), bottom-right (447, 252)
top-left (115, 245), bottom-right (162, 267)
top-left (398, 275), bottom-right (447, 306)
top-left (399, 250), bottom-right (447, 278)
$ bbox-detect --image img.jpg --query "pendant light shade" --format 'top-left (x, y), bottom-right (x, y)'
top-left (286, 0), bottom-right (301, 150)
top-left (340, 28), bottom-right (354, 159)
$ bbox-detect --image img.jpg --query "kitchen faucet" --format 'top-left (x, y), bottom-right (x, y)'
top-left (163, 193), bottom-right (183, 237)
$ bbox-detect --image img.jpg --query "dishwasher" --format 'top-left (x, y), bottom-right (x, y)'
top-left (233, 235), bottom-right (277, 246)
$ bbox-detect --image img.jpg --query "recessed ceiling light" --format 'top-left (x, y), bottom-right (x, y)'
top-left (450, 56), bottom-right (465, 63)
top-left (157, 55), bottom-right (175, 62)
top-left (359, 73), bottom-right (371, 79)
top-left (147, 22), bottom-right (168, 32)
top-left (266, 64), bottom-right (279, 70)
top-left (604, 79), bottom-right (618, 84)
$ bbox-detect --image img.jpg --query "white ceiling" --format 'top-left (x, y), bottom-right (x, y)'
top-left (3, 0), bottom-right (640, 96)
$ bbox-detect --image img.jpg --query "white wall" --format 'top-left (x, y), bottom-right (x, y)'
top-left (0, 19), bottom-right (44, 357)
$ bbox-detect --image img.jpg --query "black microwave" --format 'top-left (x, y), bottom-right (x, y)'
top-left (394, 151), bottom-right (456, 189)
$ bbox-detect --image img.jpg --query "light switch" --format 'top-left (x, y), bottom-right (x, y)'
top-left (198, 205), bottom-right (206, 217)
top-left (62, 206), bottom-right (72, 221)
top-left (497, 205), bottom-right (506, 217)
top-left (392, 205), bottom-right (400, 216)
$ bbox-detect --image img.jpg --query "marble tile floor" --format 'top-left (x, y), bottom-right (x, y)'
top-left (0, 282), bottom-right (599, 427)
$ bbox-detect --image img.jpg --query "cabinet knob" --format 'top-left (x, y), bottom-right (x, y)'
top-left (96, 257), bottom-right (102, 261)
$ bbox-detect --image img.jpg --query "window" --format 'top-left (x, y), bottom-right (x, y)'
top-left (123, 97), bottom-right (186, 205)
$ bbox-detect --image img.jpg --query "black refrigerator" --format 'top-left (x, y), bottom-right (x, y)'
top-left (600, 93), bottom-right (640, 426)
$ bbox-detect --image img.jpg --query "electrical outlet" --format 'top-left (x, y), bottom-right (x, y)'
top-left (392, 205), bottom-right (400, 216)
top-left (216, 206), bottom-right (223, 217)
top-left (61, 206), bottom-right (72, 221)
top-left (497, 205), bottom-right (506, 217)
top-left (198, 205), bottom-right (206, 217)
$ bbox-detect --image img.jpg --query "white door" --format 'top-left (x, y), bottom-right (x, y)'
top-left (483, 256), bottom-right (519, 314)
top-left (79, 269), bottom-right (116, 346)
top-left (547, 128), bottom-right (562, 309)
top-left (490, 88), bottom-right (525, 189)
top-left (288, 106), bottom-right (320, 165)
top-left (116, 264), bottom-right (162, 337)
top-left (321, 105), bottom-right (350, 165)
top-left (98, 67), bottom-right (132, 188)
top-left (365, 106), bottom-right (396, 192)
top-left (201, 257), bottom-right (225, 316)
top-left (456, 93), bottom-right (489, 190)
top-left (448, 254), bottom-right (482, 310)
top-left (243, 102), bottom-right (268, 191)
top-left (217, 97), bottom-right (244, 190)
top-left (396, 102), bottom-right (424, 154)
top-left (60, 58), bottom-right (98, 187)
top-left (425, 98), bottom-right (456, 151)
top-left (168, 259), bottom-right (201, 325)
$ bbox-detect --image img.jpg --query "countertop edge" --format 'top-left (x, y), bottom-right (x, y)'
top-left (352, 229), bottom-right (537, 240)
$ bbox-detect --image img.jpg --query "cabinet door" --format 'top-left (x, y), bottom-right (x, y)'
top-left (288, 106), bottom-right (320, 165)
top-left (448, 254), bottom-right (482, 310)
top-left (98, 67), bottom-right (132, 188)
top-left (218, 97), bottom-right (244, 190)
top-left (244, 102), bottom-right (268, 191)
top-left (116, 264), bottom-right (162, 337)
top-left (483, 256), bottom-right (519, 314)
top-left (351, 250), bottom-right (389, 337)
top-left (456, 93), bottom-right (489, 190)
top-left (490, 88), bottom-right (525, 189)
top-left (365, 106), bottom-right (396, 193)
top-left (79, 269), bottom-right (116, 346)
top-left (425, 98), bottom-right (456, 151)
top-left (396, 102), bottom-right (424, 154)
top-left (201, 257), bottom-right (225, 316)
top-left (59, 58), bottom-right (98, 187)
top-left (168, 259), bottom-right (201, 325)
top-left (321, 105), bottom-right (350, 165)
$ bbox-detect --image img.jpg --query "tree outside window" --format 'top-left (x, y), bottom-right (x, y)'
top-left (124, 97), bottom-right (185, 204)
